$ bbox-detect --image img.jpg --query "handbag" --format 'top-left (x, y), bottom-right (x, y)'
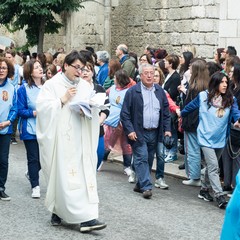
top-left (227, 123), bottom-right (240, 159)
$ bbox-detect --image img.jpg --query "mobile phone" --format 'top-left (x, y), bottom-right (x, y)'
top-left (238, 118), bottom-right (240, 123)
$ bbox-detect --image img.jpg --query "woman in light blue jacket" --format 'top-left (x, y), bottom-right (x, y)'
top-left (0, 57), bottom-right (17, 201)
top-left (18, 60), bottom-right (44, 198)
top-left (181, 72), bottom-right (240, 209)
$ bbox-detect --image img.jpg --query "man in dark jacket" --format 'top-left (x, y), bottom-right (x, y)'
top-left (115, 44), bottom-right (136, 79)
top-left (120, 64), bottom-right (171, 199)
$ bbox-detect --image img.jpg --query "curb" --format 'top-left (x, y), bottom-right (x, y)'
top-left (108, 155), bottom-right (188, 180)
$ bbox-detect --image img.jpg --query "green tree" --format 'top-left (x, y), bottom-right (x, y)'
top-left (0, 0), bottom-right (84, 53)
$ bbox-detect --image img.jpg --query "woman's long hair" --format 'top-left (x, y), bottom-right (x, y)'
top-left (188, 59), bottom-right (209, 94)
top-left (23, 60), bottom-right (44, 87)
top-left (207, 71), bottom-right (233, 109)
top-left (179, 51), bottom-right (193, 75)
top-left (232, 63), bottom-right (240, 92)
top-left (108, 59), bottom-right (121, 79)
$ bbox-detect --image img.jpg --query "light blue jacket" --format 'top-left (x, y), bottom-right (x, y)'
top-left (181, 91), bottom-right (240, 148)
top-left (17, 83), bottom-right (41, 140)
top-left (8, 64), bottom-right (21, 89)
top-left (105, 85), bottom-right (129, 128)
top-left (221, 170), bottom-right (240, 240)
top-left (0, 79), bottom-right (17, 134)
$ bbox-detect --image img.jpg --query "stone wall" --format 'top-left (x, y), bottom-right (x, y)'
top-left (1, 0), bottom-right (240, 59)
top-left (110, 0), bottom-right (220, 58)
top-left (43, 1), bottom-right (108, 53)
top-left (219, 0), bottom-right (240, 55)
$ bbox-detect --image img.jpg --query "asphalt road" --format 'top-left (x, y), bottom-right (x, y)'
top-left (0, 140), bottom-right (225, 240)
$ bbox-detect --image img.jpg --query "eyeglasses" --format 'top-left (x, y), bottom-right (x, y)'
top-left (70, 64), bottom-right (82, 71)
top-left (81, 68), bottom-right (91, 73)
top-left (0, 66), bottom-right (8, 71)
top-left (142, 71), bottom-right (154, 76)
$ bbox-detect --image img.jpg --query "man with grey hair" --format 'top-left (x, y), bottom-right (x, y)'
top-left (115, 44), bottom-right (136, 79)
top-left (120, 63), bottom-right (171, 199)
top-left (96, 50), bottom-right (109, 86)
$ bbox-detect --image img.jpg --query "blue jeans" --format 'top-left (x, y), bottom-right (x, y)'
top-left (132, 129), bottom-right (157, 191)
top-left (24, 139), bottom-right (41, 188)
top-left (123, 154), bottom-right (132, 168)
top-left (167, 120), bottom-right (178, 156)
top-left (0, 134), bottom-right (11, 191)
top-left (155, 142), bottom-right (165, 179)
top-left (184, 131), bottom-right (201, 179)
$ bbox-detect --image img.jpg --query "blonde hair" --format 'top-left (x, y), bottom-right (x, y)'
top-left (182, 45), bottom-right (196, 58)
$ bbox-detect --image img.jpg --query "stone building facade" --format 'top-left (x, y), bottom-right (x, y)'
top-left (0, 0), bottom-right (240, 58)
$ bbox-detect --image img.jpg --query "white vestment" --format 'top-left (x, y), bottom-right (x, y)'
top-left (36, 72), bottom-right (100, 223)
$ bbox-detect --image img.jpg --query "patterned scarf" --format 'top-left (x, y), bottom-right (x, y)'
top-left (211, 94), bottom-right (225, 118)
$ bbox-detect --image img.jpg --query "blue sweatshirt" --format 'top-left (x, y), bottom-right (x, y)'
top-left (0, 79), bottom-right (17, 135)
top-left (17, 83), bottom-right (41, 140)
top-left (97, 63), bottom-right (109, 86)
top-left (105, 85), bottom-right (128, 128)
top-left (181, 91), bottom-right (240, 148)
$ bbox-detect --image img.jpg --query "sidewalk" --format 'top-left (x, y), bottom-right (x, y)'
top-left (108, 152), bottom-right (188, 180)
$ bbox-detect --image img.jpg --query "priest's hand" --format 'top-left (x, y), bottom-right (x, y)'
top-left (61, 87), bottom-right (77, 104)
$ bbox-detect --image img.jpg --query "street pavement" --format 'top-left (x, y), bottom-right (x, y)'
top-left (0, 139), bottom-right (226, 240)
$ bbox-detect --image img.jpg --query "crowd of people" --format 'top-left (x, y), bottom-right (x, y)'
top-left (0, 43), bottom-right (240, 234)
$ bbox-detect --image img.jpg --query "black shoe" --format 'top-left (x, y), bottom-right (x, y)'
top-left (0, 191), bottom-right (11, 201)
top-left (216, 195), bottom-right (228, 209)
top-left (178, 163), bottom-right (185, 170)
top-left (133, 185), bottom-right (142, 193)
top-left (178, 144), bottom-right (185, 155)
top-left (143, 190), bottom-right (152, 199)
top-left (51, 213), bottom-right (62, 226)
top-left (80, 219), bottom-right (107, 233)
top-left (11, 138), bottom-right (17, 145)
top-left (198, 189), bottom-right (213, 202)
top-left (222, 186), bottom-right (233, 195)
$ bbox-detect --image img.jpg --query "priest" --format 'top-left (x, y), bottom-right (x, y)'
top-left (36, 50), bottom-right (106, 233)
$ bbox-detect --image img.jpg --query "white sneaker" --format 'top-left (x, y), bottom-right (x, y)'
top-left (164, 154), bottom-right (178, 163)
top-left (128, 171), bottom-right (136, 183)
top-left (182, 179), bottom-right (201, 187)
top-left (32, 186), bottom-right (40, 198)
top-left (124, 167), bottom-right (132, 176)
top-left (155, 178), bottom-right (169, 189)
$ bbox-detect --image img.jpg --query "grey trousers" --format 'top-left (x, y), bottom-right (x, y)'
top-left (201, 147), bottom-right (224, 197)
